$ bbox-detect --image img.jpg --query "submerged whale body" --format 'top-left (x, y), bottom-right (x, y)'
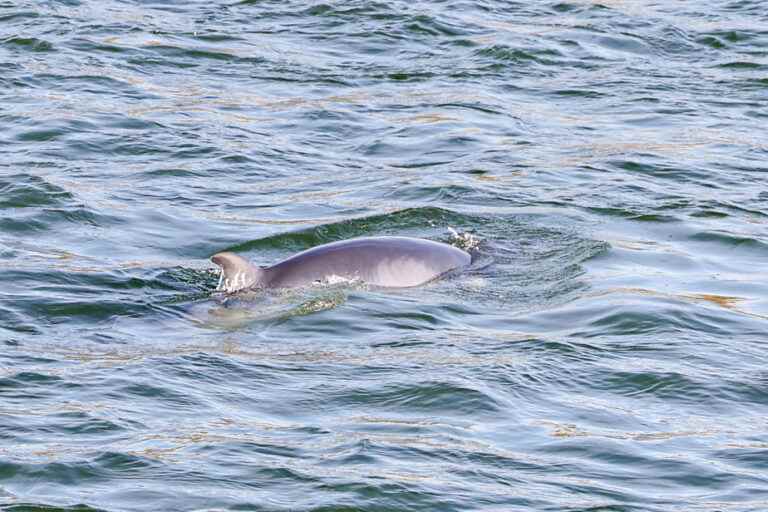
top-left (211, 236), bottom-right (471, 293)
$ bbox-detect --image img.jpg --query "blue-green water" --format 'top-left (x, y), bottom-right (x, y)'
top-left (2, 1), bottom-right (768, 510)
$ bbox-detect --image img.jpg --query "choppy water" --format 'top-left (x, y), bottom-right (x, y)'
top-left (2, 1), bottom-right (768, 510)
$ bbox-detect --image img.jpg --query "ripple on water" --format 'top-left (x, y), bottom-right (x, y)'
top-left (0, 174), bottom-right (75, 209)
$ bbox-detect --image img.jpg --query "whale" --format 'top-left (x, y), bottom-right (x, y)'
top-left (211, 236), bottom-right (471, 293)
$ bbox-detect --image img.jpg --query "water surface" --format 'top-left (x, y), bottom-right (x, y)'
top-left (1, 1), bottom-right (768, 510)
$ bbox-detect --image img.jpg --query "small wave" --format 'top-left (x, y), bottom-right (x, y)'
top-left (0, 174), bottom-right (75, 209)
top-left (2, 36), bottom-right (53, 52)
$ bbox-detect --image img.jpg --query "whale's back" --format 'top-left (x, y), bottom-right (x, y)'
top-left (263, 236), bottom-right (470, 289)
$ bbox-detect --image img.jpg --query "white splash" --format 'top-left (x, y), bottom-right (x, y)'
top-left (216, 269), bottom-right (250, 293)
top-left (321, 274), bottom-right (361, 286)
top-left (448, 226), bottom-right (480, 252)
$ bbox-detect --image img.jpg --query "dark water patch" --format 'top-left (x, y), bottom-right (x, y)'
top-left (610, 160), bottom-right (719, 187)
top-left (51, 413), bottom-right (125, 436)
top-left (716, 61), bottom-right (766, 70)
top-left (551, 2), bottom-right (586, 13)
top-left (694, 199), bottom-right (768, 219)
top-left (689, 230), bottom-right (768, 254)
top-left (116, 382), bottom-right (202, 409)
top-left (553, 89), bottom-right (606, 98)
top-left (690, 209), bottom-right (729, 219)
top-left (169, 352), bottom-right (296, 387)
top-left (1, 267), bottom-right (208, 296)
top-left (380, 70), bottom-right (436, 82)
top-left (66, 39), bottom-right (133, 55)
top-left (0, 307), bottom-right (41, 335)
top-left (125, 55), bottom-right (201, 70)
top-left (697, 35), bottom-right (727, 50)
top-left (146, 44), bottom-right (266, 65)
top-left (0, 372), bottom-right (62, 395)
top-left (0, 353), bottom-right (58, 367)
top-left (627, 214), bottom-right (678, 223)
top-left (37, 208), bottom-right (122, 228)
top-left (1, 266), bottom-right (216, 332)
top-left (336, 381), bottom-right (501, 414)
top-left (475, 45), bottom-right (562, 66)
top-left (381, 184), bottom-right (479, 202)
top-left (714, 446), bottom-right (768, 471)
top-left (139, 167), bottom-right (205, 179)
top-left (2, 37), bottom-right (53, 52)
top-left (595, 370), bottom-right (715, 402)
top-left (6, 460), bottom-right (104, 487)
top-left (303, 3), bottom-right (386, 18)
top-left (21, 298), bottom-right (152, 327)
top-left (94, 113), bottom-right (166, 132)
top-left (538, 438), bottom-right (727, 483)
top-left (194, 32), bottom-right (246, 43)
top-left (368, 309), bottom-right (444, 330)
top-left (405, 14), bottom-right (468, 38)
top-left (92, 451), bottom-right (156, 474)
top-left (0, 208), bottom-right (121, 236)
top-left (705, 30), bottom-right (761, 45)
top-left (0, 175), bottom-right (74, 209)
top-left (23, 73), bottom-right (145, 97)
top-left (579, 298), bottom-right (754, 338)
top-left (585, 206), bottom-right (645, 220)
top-left (15, 130), bottom-right (64, 143)
top-left (0, 10), bottom-right (41, 23)
top-left (1, 505), bottom-right (106, 512)
top-left (101, 139), bottom-right (175, 158)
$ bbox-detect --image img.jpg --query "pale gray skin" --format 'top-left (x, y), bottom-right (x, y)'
top-left (211, 236), bottom-right (471, 293)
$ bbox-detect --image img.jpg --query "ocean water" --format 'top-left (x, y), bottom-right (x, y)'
top-left (1, 1), bottom-right (767, 510)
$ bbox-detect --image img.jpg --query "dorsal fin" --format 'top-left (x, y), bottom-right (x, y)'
top-left (211, 252), bottom-right (263, 293)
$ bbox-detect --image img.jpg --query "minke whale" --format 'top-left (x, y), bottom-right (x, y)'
top-left (211, 236), bottom-right (471, 293)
